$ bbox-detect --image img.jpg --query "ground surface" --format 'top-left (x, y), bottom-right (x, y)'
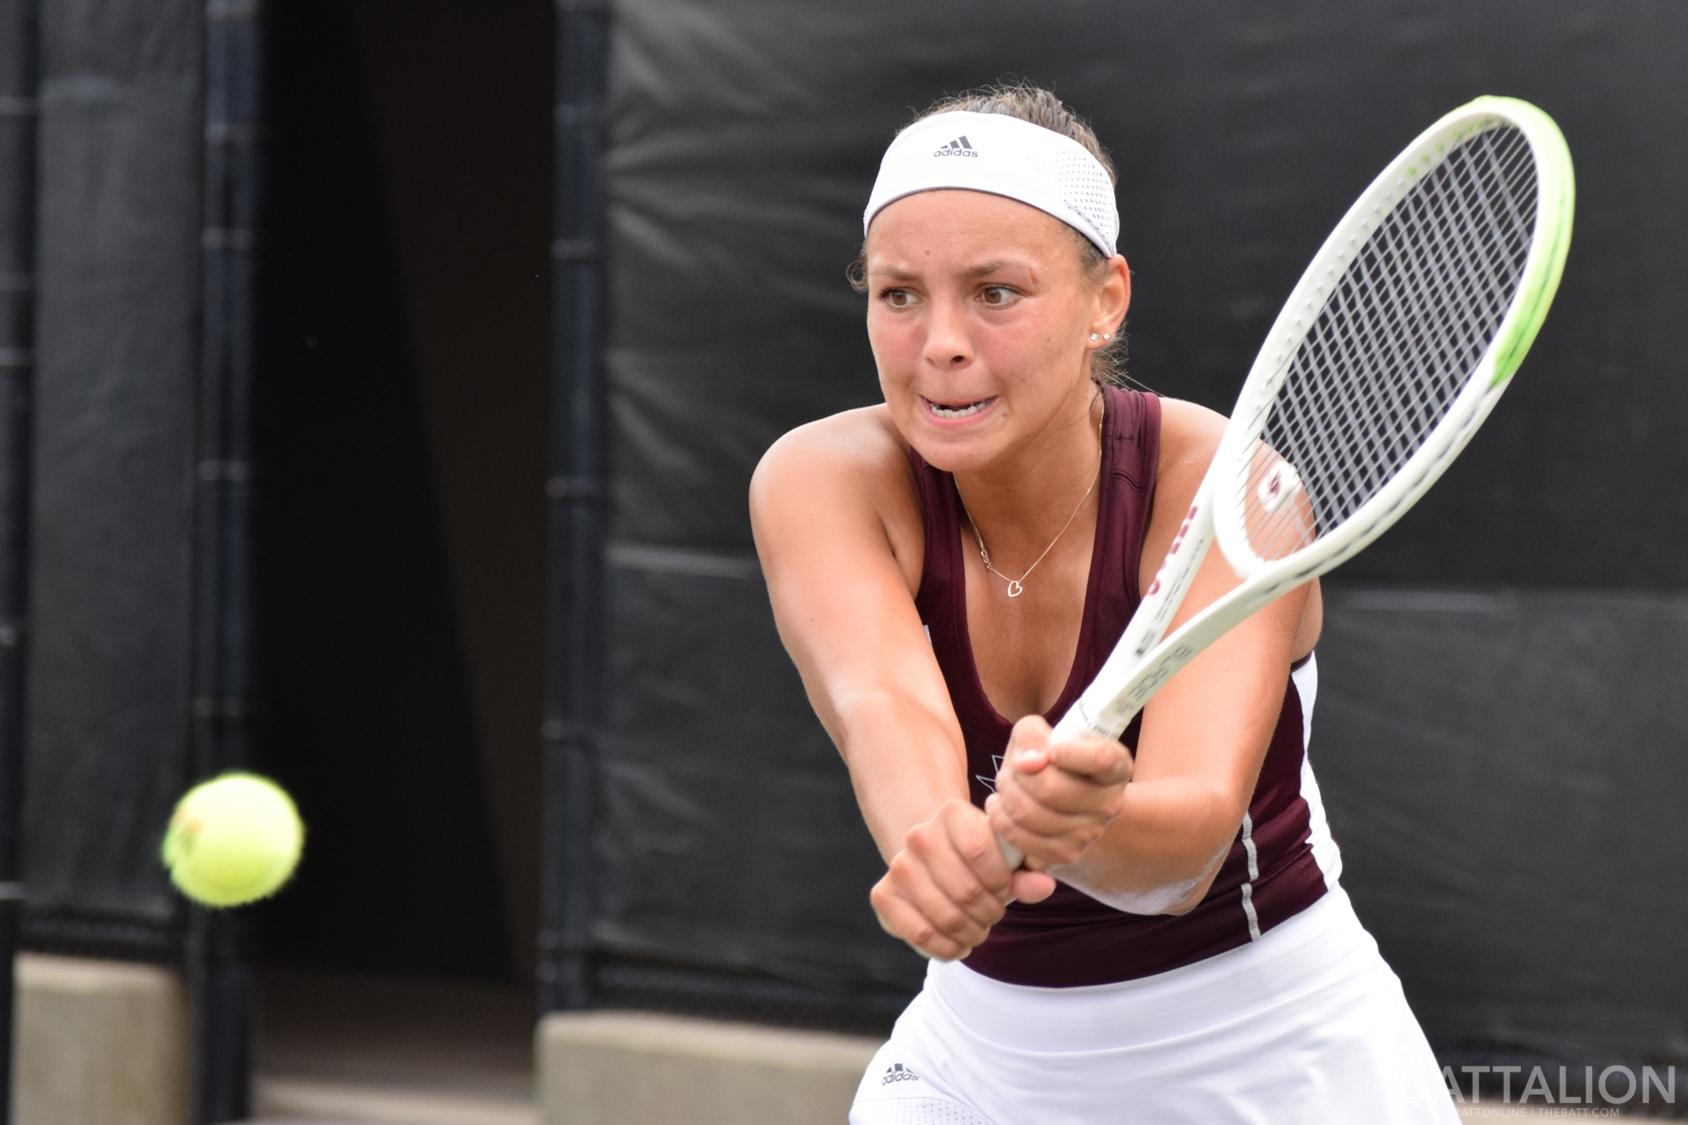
top-left (237, 968), bottom-right (1651, 1123)
top-left (245, 966), bottom-right (538, 1125)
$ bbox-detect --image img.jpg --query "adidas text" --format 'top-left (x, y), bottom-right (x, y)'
top-left (882, 1062), bottom-right (921, 1086)
top-left (933, 136), bottom-right (977, 158)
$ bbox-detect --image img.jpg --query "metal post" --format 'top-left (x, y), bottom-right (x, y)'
top-left (539, 0), bottom-right (611, 1014)
top-left (0, 0), bottom-right (36, 1117)
top-left (190, 0), bottom-right (263, 1118)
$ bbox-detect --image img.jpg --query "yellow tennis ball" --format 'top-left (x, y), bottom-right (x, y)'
top-left (161, 773), bottom-right (303, 908)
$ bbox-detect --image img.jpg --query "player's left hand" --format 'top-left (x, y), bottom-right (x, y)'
top-left (985, 715), bottom-right (1133, 871)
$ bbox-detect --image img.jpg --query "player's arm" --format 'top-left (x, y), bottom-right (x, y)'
top-left (749, 409), bottom-right (1052, 959)
top-left (987, 398), bottom-right (1320, 914)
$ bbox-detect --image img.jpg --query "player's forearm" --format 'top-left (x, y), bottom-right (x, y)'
top-left (1049, 776), bottom-right (1240, 914)
top-left (825, 684), bottom-right (972, 864)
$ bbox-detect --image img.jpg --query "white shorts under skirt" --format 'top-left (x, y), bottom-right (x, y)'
top-left (850, 885), bottom-right (1457, 1125)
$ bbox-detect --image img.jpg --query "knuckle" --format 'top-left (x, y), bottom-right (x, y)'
top-left (955, 880), bottom-right (991, 909)
top-left (993, 791), bottom-right (1024, 823)
top-left (1051, 837), bottom-right (1086, 865)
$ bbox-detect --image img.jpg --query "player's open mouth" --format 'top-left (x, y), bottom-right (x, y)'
top-left (924, 396), bottom-right (995, 420)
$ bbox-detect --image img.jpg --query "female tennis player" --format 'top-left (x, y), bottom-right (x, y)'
top-left (750, 85), bottom-right (1456, 1124)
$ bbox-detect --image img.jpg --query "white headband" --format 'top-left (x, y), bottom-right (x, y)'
top-left (862, 111), bottom-right (1119, 257)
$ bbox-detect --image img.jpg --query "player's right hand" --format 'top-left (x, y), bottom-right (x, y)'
top-left (869, 798), bottom-right (1056, 961)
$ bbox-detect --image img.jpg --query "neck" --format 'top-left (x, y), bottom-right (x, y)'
top-left (953, 390), bottom-right (1105, 567)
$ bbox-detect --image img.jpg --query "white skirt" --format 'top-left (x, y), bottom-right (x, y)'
top-left (850, 885), bottom-right (1457, 1125)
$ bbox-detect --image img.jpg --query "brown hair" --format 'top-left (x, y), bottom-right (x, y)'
top-left (850, 83), bottom-right (1128, 386)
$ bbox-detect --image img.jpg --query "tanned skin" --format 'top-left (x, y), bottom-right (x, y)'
top-left (750, 189), bottom-right (1321, 961)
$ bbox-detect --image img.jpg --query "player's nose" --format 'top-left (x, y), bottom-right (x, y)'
top-left (922, 297), bottom-right (973, 369)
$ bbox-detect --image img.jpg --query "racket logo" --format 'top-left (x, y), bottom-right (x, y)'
top-left (1130, 645), bottom-right (1194, 705)
top-left (1257, 461), bottom-right (1304, 514)
top-left (1146, 505), bottom-right (1201, 597)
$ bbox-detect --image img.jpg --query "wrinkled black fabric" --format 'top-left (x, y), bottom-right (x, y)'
top-left (599, 559), bottom-right (920, 992)
top-left (606, 0), bottom-right (1688, 581)
top-left (599, 0), bottom-right (1688, 1043)
top-left (1318, 590), bottom-right (1688, 1062)
top-left (24, 0), bottom-right (205, 940)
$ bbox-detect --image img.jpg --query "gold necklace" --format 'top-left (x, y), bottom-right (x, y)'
top-left (958, 418), bottom-right (1103, 599)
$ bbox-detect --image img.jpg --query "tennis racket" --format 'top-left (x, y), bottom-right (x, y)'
top-left (1001, 96), bottom-right (1574, 866)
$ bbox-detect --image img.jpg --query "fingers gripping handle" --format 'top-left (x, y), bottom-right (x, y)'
top-left (992, 582), bottom-right (1281, 874)
top-left (992, 491), bottom-right (1216, 870)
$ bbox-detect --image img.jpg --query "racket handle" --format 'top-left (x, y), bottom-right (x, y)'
top-left (997, 835), bottom-right (1023, 869)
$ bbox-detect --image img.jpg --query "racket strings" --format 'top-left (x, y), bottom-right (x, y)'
top-left (1239, 124), bottom-right (1538, 561)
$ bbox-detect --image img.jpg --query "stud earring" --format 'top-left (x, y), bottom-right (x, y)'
top-left (1089, 333), bottom-right (1099, 341)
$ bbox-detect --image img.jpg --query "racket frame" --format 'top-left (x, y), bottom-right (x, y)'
top-left (1048, 96), bottom-right (1574, 748)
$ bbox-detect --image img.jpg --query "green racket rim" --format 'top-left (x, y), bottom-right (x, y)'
top-left (1461, 96), bottom-right (1577, 387)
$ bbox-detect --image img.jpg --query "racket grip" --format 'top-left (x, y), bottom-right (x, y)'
top-left (997, 835), bottom-right (1024, 870)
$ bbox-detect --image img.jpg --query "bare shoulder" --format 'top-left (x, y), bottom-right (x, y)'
top-left (1154, 396), bottom-right (1227, 492)
top-left (751, 405), bottom-right (912, 514)
top-left (754, 405), bottom-right (904, 481)
top-left (750, 405), bottom-right (924, 594)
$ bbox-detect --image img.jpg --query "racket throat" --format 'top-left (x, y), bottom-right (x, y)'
top-left (1056, 491), bottom-right (1218, 741)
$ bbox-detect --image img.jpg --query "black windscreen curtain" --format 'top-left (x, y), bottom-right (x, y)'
top-left (20, 0), bottom-right (1687, 1075)
top-left (598, 0), bottom-right (1688, 1063)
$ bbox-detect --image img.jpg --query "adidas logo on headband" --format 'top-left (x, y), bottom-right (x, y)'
top-left (933, 135), bottom-right (978, 158)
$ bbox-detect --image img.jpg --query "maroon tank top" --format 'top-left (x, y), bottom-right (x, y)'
top-left (909, 386), bottom-right (1329, 987)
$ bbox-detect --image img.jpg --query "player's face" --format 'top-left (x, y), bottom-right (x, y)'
top-left (863, 190), bottom-right (1124, 475)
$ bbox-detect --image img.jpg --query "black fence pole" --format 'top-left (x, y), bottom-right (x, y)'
top-left (0, 0), bottom-right (36, 1118)
top-left (539, 0), bottom-right (611, 1014)
top-left (189, 0), bottom-right (263, 1119)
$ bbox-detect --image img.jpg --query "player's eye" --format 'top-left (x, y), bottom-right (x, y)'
top-left (979, 285), bottom-right (1017, 307)
top-left (879, 287), bottom-right (916, 308)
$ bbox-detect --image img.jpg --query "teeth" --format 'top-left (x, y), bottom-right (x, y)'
top-left (929, 399), bottom-right (989, 419)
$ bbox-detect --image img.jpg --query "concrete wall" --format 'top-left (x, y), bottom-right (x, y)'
top-left (13, 954), bottom-right (187, 1125)
top-left (538, 1011), bottom-right (880, 1125)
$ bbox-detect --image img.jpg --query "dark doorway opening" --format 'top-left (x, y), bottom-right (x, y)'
top-left (252, 0), bottom-right (553, 996)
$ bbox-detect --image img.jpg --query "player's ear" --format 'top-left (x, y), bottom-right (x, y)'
top-left (1110, 253), bottom-right (1131, 319)
top-left (1088, 254), bottom-right (1130, 340)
